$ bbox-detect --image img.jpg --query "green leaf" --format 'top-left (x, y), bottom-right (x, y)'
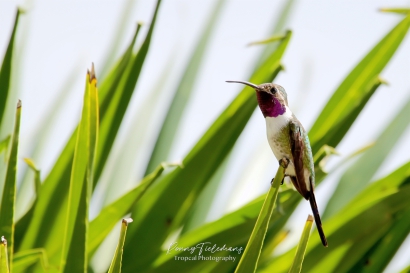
top-left (13, 159), bottom-right (41, 252)
top-left (0, 100), bottom-right (21, 271)
top-left (309, 14), bottom-right (410, 153)
top-left (95, 0), bottom-right (162, 185)
top-left (22, 158), bottom-right (41, 197)
top-left (0, 237), bottom-right (9, 273)
top-left (247, 34), bottom-right (287, 47)
top-left (235, 163), bottom-right (286, 273)
top-left (145, 0), bottom-right (226, 174)
top-left (88, 163), bottom-right (176, 258)
top-left (310, 76), bottom-right (384, 154)
top-left (349, 207), bottom-right (410, 273)
top-left (122, 31), bottom-right (291, 272)
top-left (262, 161), bottom-right (410, 273)
top-left (108, 218), bottom-right (133, 273)
top-left (17, 14), bottom-right (145, 253)
top-left (380, 8), bottom-right (410, 14)
top-left (288, 215), bottom-right (314, 273)
top-left (0, 9), bottom-right (20, 129)
top-left (13, 249), bottom-right (48, 273)
top-left (60, 66), bottom-right (99, 272)
top-left (324, 93), bottom-right (410, 218)
top-left (0, 136), bottom-right (10, 159)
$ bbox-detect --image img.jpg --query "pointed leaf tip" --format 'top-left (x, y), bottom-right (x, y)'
top-left (307, 214), bottom-right (314, 222)
top-left (17, 100), bottom-right (21, 108)
top-left (1, 236), bottom-right (7, 245)
top-left (88, 63), bottom-right (96, 83)
top-left (122, 218), bottom-right (133, 226)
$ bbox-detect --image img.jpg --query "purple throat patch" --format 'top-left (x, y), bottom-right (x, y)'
top-left (256, 92), bottom-right (286, 117)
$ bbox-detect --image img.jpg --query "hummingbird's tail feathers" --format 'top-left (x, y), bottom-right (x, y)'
top-left (309, 190), bottom-right (328, 247)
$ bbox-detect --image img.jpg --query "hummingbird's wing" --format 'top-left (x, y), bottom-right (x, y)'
top-left (289, 121), bottom-right (309, 199)
top-left (290, 121), bottom-right (328, 247)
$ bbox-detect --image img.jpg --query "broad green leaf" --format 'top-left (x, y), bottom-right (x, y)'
top-left (235, 163), bottom-right (286, 273)
top-left (0, 101), bottom-right (21, 270)
top-left (122, 31), bottom-right (291, 272)
top-left (0, 237), bottom-right (9, 273)
top-left (0, 10), bottom-right (20, 129)
top-left (88, 163), bottom-right (176, 257)
top-left (310, 76), bottom-right (384, 154)
top-left (60, 66), bottom-right (99, 272)
top-left (108, 219), bottom-right (133, 273)
top-left (13, 249), bottom-right (48, 273)
top-left (324, 94), bottom-right (410, 218)
top-left (288, 215), bottom-right (313, 273)
top-left (145, 0), bottom-right (226, 174)
top-left (309, 14), bottom-right (410, 152)
top-left (349, 207), bottom-right (410, 273)
top-left (262, 161), bottom-right (410, 273)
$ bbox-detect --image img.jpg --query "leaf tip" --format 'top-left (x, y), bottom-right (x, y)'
top-left (122, 218), bottom-right (133, 226)
top-left (1, 236), bottom-right (7, 246)
top-left (88, 63), bottom-right (97, 83)
top-left (17, 99), bottom-right (22, 108)
top-left (307, 214), bottom-right (314, 222)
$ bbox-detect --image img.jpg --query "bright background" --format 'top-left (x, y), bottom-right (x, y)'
top-left (1, 0), bottom-right (410, 272)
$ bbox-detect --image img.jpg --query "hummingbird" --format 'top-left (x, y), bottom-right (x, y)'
top-left (226, 80), bottom-right (328, 247)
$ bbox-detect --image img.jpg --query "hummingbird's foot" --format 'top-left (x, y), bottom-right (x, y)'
top-left (279, 158), bottom-right (289, 169)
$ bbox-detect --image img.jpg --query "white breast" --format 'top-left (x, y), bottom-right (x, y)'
top-left (265, 106), bottom-right (296, 176)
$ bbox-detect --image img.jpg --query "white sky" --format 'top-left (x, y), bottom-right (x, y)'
top-left (1, 0), bottom-right (410, 272)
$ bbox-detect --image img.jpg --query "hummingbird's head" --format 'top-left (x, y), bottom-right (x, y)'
top-left (226, 80), bottom-right (289, 118)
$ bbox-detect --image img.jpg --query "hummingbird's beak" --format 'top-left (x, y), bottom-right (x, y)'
top-left (226, 80), bottom-right (258, 90)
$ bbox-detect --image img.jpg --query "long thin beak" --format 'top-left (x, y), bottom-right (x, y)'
top-left (226, 80), bottom-right (258, 89)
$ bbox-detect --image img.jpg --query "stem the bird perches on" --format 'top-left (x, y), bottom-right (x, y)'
top-left (235, 158), bottom-right (289, 273)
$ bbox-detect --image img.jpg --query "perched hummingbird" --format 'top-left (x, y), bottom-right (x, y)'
top-left (226, 80), bottom-right (328, 247)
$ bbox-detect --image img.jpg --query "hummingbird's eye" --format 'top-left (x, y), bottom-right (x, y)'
top-left (270, 87), bottom-right (277, 94)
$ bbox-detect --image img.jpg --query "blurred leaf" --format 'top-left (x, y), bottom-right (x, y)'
top-left (309, 14), bottom-right (410, 153)
top-left (0, 136), bottom-right (10, 158)
top-left (324, 93), bottom-right (410, 218)
top-left (380, 8), bottom-right (410, 14)
top-left (349, 206), bottom-right (410, 273)
top-left (0, 101), bottom-right (21, 270)
top-left (145, 0), bottom-right (226, 174)
top-left (247, 34), bottom-right (286, 46)
top-left (0, 10), bottom-right (20, 129)
top-left (122, 31), bottom-right (291, 272)
top-left (400, 264), bottom-right (410, 273)
top-left (108, 219), bottom-right (133, 273)
top-left (60, 67), bottom-right (99, 272)
top-left (235, 164), bottom-right (286, 273)
top-left (88, 163), bottom-right (177, 258)
top-left (310, 77), bottom-right (384, 154)
top-left (1, 237), bottom-right (9, 273)
top-left (288, 215), bottom-right (313, 273)
top-left (257, 0), bottom-right (297, 64)
top-left (13, 249), bottom-right (48, 273)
